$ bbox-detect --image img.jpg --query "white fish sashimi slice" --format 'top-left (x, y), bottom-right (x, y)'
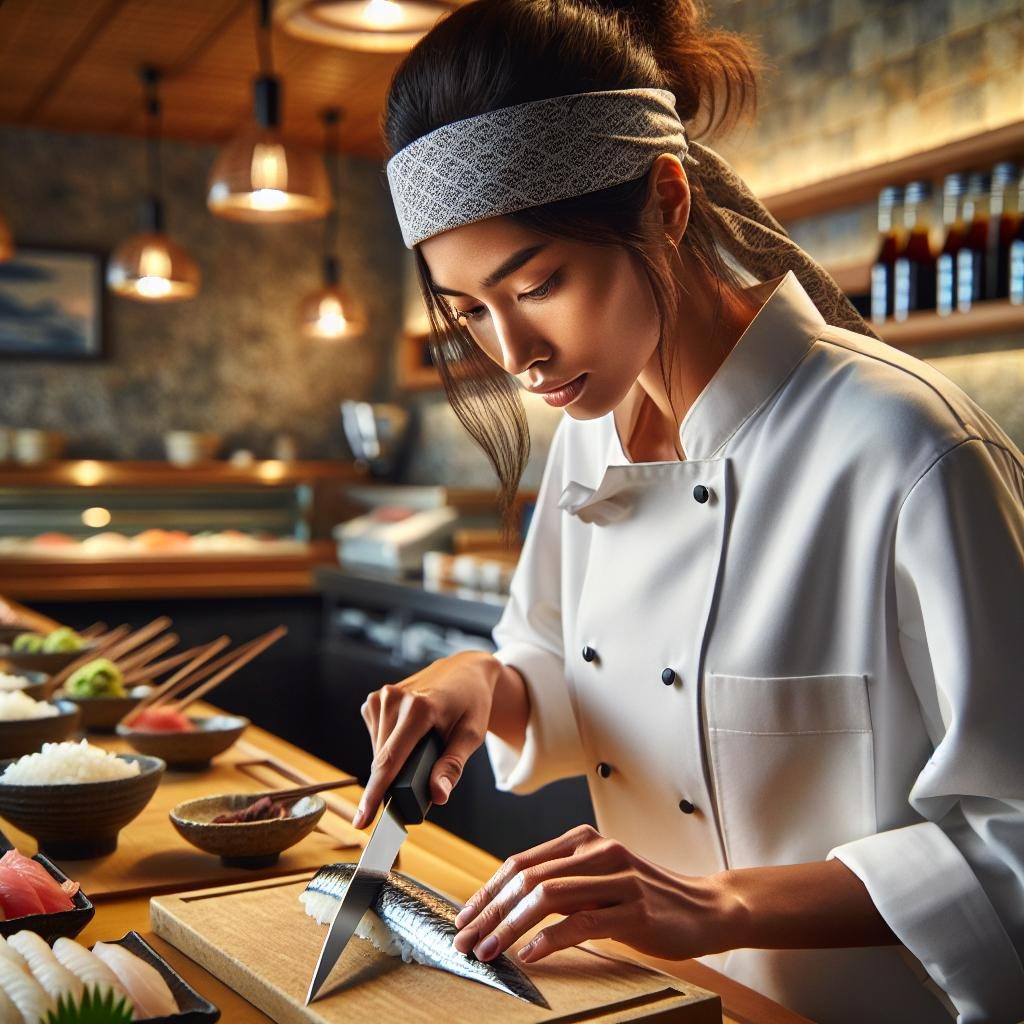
top-left (0, 956), bottom-right (54, 1024)
top-left (91, 942), bottom-right (177, 1019)
top-left (52, 938), bottom-right (135, 1019)
top-left (0, 981), bottom-right (23, 1023)
top-left (7, 931), bottom-right (82, 1004)
top-left (0, 935), bottom-right (28, 972)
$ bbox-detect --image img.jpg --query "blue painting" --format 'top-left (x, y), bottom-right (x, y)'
top-left (0, 248), bottom-right (103, 358)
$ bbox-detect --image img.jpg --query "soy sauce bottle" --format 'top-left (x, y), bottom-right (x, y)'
top-left (937, 173), bottom-right (967, 316)
top-left (871, 186), bottom-right (904, 324)
top-left (956, 173), bottom-right (990, 312)
top-left (894, 180), bottom-right (936, 319)
top-left (1011, 175), bottom-right (1024, 305)
top-left (987, 161), bottom-right (1020, 300)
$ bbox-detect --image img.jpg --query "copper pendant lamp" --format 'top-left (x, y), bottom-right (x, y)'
top-left (276, 0), bottom-right (456, 53)
top-left (297, 108), bottom-right (366, 340)
top-left (107, 67), bottom-right (201, 302)
top-left (207, 0), bottom-right (329, 222)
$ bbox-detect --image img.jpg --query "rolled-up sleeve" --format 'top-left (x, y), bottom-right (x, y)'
top-left (830, 438), bottom-right (1024, 1023)
top-left (485, 419), bottom-right (588, 793)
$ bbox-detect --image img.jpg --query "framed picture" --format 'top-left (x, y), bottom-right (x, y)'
top-left (0, 246), bottom-right (106, 359)
top-left (397, 329), bottom-right (442, 390)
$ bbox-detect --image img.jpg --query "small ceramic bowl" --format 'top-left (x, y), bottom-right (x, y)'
top-left (116, 714), bottom-right (248, 771)
top-left (0, 753), bottom-right (165, 859)
top-left (58, 692), bottom-right (143, 734)
top-left (0, 667), bottom-right (54, 702)
top-left (0, 842), bottom-right (95, 942)
top-left (0, 700), bottom-right (81, 759)
top-left (169, 793), bottom-right (326, 868)
top-left (0, 642), bottom-right (97, 674)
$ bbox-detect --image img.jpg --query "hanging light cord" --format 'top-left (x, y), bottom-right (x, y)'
top-left (142, 66), bottom-right (162, 202)
top-left (323, 107), bottom-right (343, 283)
top-left (256, 0), bottom-right (274, 75)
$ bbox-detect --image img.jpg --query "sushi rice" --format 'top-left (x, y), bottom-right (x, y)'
top-left (0, 674), bottom-right (31, 693)
top-left (0, 739), bottom-right (140, 785)
top-left (0, 692), bottom-right (56, 721)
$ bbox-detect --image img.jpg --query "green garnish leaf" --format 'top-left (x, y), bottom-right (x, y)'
top-left (45, 985), bottom-right (133, 1024)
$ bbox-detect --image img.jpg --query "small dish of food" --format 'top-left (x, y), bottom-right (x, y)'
top-left (117, 713), bottom-right (248, 771)
top-left (0, 695), bottom-right (81, 759)
top-left (170, 792), bottom-right (327, 868)
top-left (0, 839), bottom-right (95, 942)
top-left (0, 627), bottom-right (96, 674)
top-left (0, 740), bottom-right (165, 859)
top-left (57, 657), bottom-right (150, 733)
top-left (0, 668), bottom-right (55, 702)
top-left (0, 928), bottom-right (219, 1022)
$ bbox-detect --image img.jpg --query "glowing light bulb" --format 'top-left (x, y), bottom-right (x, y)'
top-left (82, 506), bottom-right (112, 528)
top-left (363, 0), bottom-right (403, 29)
top-left (315, 295), bottom-right (348, 336)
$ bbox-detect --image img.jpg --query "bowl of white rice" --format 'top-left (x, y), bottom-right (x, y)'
top-left (0, 739), bottom-right (164, 858)
top-left (0, 667), bottom-right (53, 702)
top-left (0, 695), bottom-right (81, 759)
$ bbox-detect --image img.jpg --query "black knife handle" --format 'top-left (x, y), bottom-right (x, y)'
top-left (386, 729), bottom-right (444, 825)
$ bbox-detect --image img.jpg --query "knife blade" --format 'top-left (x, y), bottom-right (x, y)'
top-left (305, 729), bottom-right (443, 1004)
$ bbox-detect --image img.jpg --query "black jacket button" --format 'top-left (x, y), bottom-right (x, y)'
top-left (661, 668), bottom-right (676, 685)
top-left (596, 762), bottom-right (612, 778)
top-left (582, 645), bottom-right (596, 663)
top-left (678, 799), bottom-right (696, 814)
top-left (693, 484), bottom-right (709, 503)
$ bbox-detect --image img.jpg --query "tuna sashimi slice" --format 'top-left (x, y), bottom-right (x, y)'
top-left (0, 850), bottom-right (74, 914)
top-left (0, 867), bottom-right (46, 919)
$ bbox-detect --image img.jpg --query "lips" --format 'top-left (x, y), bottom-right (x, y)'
top-left (529, 374), bottom-right (584, 395)
top-left (534, 373), bottom-right (587, 408)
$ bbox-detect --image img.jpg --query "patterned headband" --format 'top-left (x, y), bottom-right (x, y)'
top-left (386, 88), bottom-right (690, 248)
top-left (386, 87), bottom-right (876, 339)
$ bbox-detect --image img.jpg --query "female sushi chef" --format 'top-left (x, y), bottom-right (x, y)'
top-left (353, 2), bottom-right (1024, 1021)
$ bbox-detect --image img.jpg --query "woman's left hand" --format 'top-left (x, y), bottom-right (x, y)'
top-left (453, 824), bottom-right (737, 964)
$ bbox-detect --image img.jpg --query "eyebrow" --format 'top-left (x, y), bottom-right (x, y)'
top-left (431, 243), bottom-right (549, 297)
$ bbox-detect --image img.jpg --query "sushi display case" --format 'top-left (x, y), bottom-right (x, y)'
top-left (0, 461), bottom-right (364, 600)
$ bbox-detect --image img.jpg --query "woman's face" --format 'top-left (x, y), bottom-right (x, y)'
top-left (419, 217), bottom-right (661, 418)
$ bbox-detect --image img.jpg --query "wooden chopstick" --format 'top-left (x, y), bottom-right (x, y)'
top-left (250, 778), bottom-right (359, 804)
top-left (97, 616), bottom-right (174, 665)
top-left (121, 637), bottom-right (231, 725)
top-left (122, 642), bottom-right (216, 685)
top-left (171, 626), bottom-right (287, 712)
top-left (116, 633), bottom-right (179, 674)
top-left (48, 624), bottom-right (132, 689)
top-left (77, 622), bottom-right (107, 640)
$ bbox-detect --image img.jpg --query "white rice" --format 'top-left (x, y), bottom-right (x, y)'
top-left (1, 739), bottom-right (140, 785)
top-left (0, 673), bottom-right (31, 692)
top-left (0, 691), bottom-right (58, 721)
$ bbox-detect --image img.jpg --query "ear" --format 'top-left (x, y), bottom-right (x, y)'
top-left (645, 154), bottom-right (690, 245)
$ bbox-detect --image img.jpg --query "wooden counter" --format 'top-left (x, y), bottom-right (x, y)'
top-left (0, 597), bottom-right (809, 1024)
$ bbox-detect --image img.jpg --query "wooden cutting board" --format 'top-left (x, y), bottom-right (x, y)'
top-left (151, 873), bottom-right (722, 1023)
top-left (0, 738), bottom-right (366, 900)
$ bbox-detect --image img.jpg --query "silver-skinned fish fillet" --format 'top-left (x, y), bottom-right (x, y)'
top-left (300, 863), bottom-right (549, 1008)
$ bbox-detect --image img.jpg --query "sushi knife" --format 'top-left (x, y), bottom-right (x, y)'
top-left (305, 729), bottom-right (443, 1004)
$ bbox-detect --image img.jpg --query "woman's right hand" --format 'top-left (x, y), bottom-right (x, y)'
top-left (353, 650), bottom-right (504, 829)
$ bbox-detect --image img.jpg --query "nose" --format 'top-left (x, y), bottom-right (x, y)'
top-left (492, 308), bottom-right (550, 377)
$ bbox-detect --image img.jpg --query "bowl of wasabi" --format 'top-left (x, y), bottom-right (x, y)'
top-left (0, 628), bottom-right (96, 674)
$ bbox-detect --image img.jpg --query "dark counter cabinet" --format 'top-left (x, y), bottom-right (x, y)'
top-left (315, 565), bottom-right (595, 859)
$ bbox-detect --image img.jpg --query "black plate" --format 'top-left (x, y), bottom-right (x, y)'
top-left (110, 931), bottom-right (221, 1023)
top-left (0, 830), bottom-right (95, 941)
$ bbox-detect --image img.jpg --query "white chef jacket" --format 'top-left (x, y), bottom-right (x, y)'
top-left (485, 271), bottom-right (1024, 1024)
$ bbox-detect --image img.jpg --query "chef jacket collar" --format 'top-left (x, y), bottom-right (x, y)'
top-left (611, 270), bottom-right (825, 464)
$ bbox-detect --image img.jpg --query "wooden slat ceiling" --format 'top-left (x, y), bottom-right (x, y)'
top-left (0, 0), bottom-right (445, 158)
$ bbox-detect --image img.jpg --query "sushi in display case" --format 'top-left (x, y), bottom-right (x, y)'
top-left (0, 460), bottom-right (364, 599)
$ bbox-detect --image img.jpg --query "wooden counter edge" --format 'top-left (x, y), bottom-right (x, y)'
top-left (4, 595), bottom-right (806, 1024)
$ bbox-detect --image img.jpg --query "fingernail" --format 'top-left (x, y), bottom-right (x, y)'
top-left (475, 936), bottom-right (498, 961)
top-left (518, 941), bottom-right (536, 962)
top-left (438, 777), bottom-right (452, 800)
top-left (454, 907), bottom-right (473, 926)
top-left (353, 805), bottom-right (365, 828)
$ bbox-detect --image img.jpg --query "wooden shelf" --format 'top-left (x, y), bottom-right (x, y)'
top-left (0, 460), bottom-right (364, 488)
top-left (874, 300), bottom-right (1024, 348)
top-left (762, 120), bottom-right (1024, 222)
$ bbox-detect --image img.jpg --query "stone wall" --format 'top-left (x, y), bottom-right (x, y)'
top-left (0, 126), bottom-right (404, 460)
